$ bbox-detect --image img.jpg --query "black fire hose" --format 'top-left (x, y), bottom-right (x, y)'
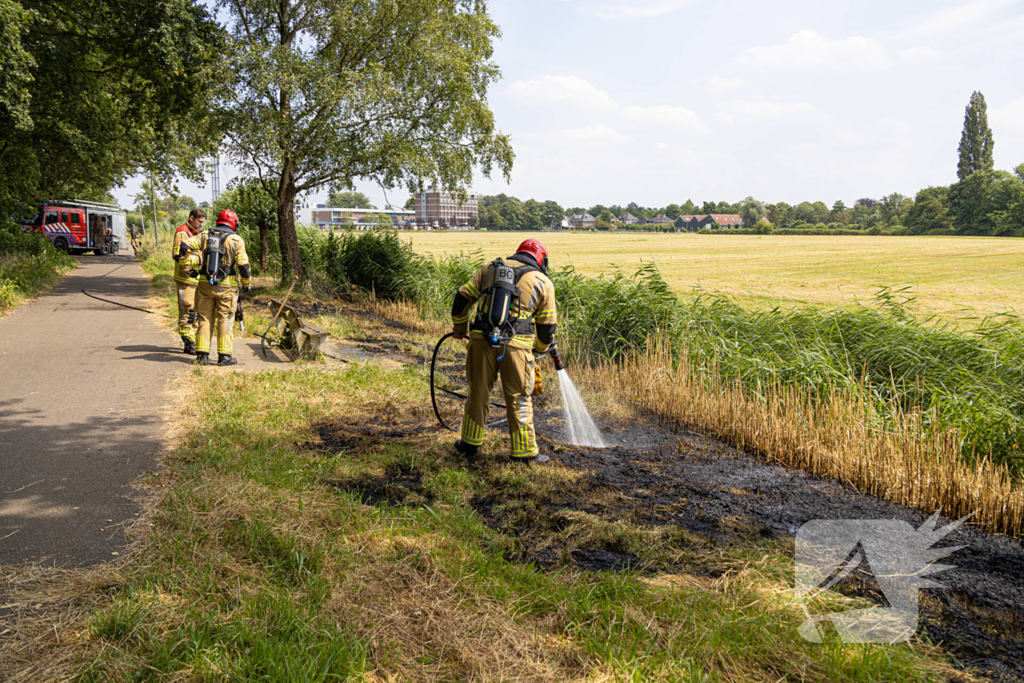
top-left (430, 333), bottom-right (508, 432)
top-left (81, 258), bottom-right (164, 315)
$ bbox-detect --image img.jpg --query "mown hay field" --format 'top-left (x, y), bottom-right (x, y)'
top-left (403, 232), bottom-right (1024, 319)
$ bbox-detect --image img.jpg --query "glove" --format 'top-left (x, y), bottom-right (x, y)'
top-left (187, 269), bottom-right (199, 278)
top-left (236, 307), bottom-right (244, 322)
top-left (532, 365), bottom-right (543, 396)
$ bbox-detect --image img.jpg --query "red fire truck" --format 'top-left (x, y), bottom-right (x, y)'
top-left (21, 200), bottom-right (127, 255)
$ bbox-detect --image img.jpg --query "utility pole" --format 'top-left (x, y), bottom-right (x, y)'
top-left (150, 168), bottom-right (159, 248)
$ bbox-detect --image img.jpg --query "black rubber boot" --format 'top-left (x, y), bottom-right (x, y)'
top-left (182, 339), bottom-right (196, 355)
top-left (511, 454), bottom-right (550, 465)
top-left (194, 352), bottom-right (213, 365)
top-left (454, 440), bottom-right (479, 458)
top-left (218, 354), bottom-right (238, 366)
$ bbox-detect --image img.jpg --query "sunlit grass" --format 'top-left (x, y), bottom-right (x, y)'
top-left (404, 231), bottom-right (1024, 319)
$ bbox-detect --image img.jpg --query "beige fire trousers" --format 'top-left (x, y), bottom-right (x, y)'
top-left (461, 338), bottom-right (539, 459)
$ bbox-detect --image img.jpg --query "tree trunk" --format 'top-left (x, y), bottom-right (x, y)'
top-left (276, 172), bottom-right (302, 283)
top-left (258, 219), bottom-right (269, 272)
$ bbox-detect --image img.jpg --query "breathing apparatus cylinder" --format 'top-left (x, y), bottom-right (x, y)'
top-left (203, 230), bottom-right (225, 286)
top-left (549, 344), bottom-right (565, 372)
top-left (484, 259), bottom-right (517, 346)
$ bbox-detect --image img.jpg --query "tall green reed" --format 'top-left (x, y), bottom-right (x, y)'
top-left (307, 228), bottom-right (1024, 473)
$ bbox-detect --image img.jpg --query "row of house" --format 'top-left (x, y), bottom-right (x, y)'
top-left (563, 211), bottom-right (748, 231)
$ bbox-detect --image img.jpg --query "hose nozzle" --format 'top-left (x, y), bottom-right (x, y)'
top-left (549, 344), bottom-right (565, 372)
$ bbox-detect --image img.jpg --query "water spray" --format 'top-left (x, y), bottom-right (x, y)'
top-left (547, 342), bottom-right (605, 449)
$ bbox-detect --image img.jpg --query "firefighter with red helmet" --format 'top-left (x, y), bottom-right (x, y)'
top-left (171, 208), bottom-right (206, 354)
top-left (451, 238), bottom-right (558, 464)
top-left (176, 209), bottom-right (251, 366)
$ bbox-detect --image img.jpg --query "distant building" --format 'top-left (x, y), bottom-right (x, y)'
top-left (301, 205), bottom-right (416, 229)
top-left (708, 214), bottom-right (744, 228)
top-left (649, 214), bottom-right (674, 224)
top-left (415, 187), bottom-right (479, 228)
top-left (619, 212), bottom-right (639, 225)
top-left (568, 211), bottom-right (595, 228)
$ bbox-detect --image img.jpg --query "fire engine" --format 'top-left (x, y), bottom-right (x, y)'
top-left (21, 200), bottom-right (128, 255)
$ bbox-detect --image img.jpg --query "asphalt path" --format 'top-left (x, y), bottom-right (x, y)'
top-left (0, 253), bottom-right (188, 568)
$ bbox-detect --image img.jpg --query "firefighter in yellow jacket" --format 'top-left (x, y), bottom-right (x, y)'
top-left (451, 239), bottom-right (558, 464)
top-left (175, 209), bottom-right (251, 366)
top-left (172, 208), bottom-right (206, 354)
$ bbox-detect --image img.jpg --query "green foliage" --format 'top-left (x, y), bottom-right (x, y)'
top-left (317, 229), bottom-right (421, 301)
top-left (0, 0), bottom-right (33, 128)
top-left (480, 195), bottom-right (563, 230)
top-left (327, 191), bottom-right (373, 208)
top-left (946, 168), bottom-right (1019, 233)
top-left (957, 91), bottom-right (995, 181)
top-left (739, 196), bottom-right (766, 229)
top-left (0, 225), bottom-right (74, 313)
top-left (213, 178), bottom-right (280, 275)
top-left (0, 0), bottom-right (223, 219)
top-left (220, 0), bottom-right (514, 280)
top-left (905, 186), bottom-right (953, 234)
top-left (553, 265), bottom-right (1024, 471)
top-left (316, 233), bottom-right (1024, 471)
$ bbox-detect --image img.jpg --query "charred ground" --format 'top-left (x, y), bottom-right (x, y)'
top-left (310, 305), bottom-right (1024, 683)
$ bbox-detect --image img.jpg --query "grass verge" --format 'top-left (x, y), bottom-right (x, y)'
top-left (2, 361), bottom-right (966, 682)
top-left (0, 227), bottom-right (75, 316)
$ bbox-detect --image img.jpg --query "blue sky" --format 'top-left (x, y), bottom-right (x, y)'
top-left (113, 0), bottom-right (1024, 211)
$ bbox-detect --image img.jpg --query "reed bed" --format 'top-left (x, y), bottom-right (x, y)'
top-left (308, 228), bottom-right (1024, 536)
top-left (577, 346), bottom-right (1024, 536)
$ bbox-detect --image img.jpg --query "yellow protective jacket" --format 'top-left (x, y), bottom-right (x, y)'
top-left (179, 229), bottom-right (251, 289)
top-left (453, 258), bottom-right (557, 351)
top-left (172, 224), bottom-right (199, 284)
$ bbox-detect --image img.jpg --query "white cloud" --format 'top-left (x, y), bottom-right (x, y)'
top-left (706, 76), bottom-right (746, 93)
top-left (898, 0), bottom-right (1018, 39)
top-left (991, 98), bottom-right (1024, 133)
top-left (543, 124), bottom-right (634, 146)
top-left (577, 0), bottom-right (695, 20)
top-left (655, 142), bottom-right (671, 149)
top-left (622, 105), bottom-right (709, 133)
top-left (507, 75), bottom-right (617, 109)
top-left (736, 30), bottom-right (888, 71)
top-left (715, 100), bottom-right (831, 126)
top-left (897, 46), bottom-right (941, 65)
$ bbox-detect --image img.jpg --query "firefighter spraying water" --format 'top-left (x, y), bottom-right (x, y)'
top-left (432, 239), bottom-right (605, 462)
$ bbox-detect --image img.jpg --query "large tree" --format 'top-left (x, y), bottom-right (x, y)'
top-left (219, 0), bottom-right (514, 281)
top-left (214, 178), bottom-right (278, 273)
top-left (0, 0), bottom-right (221, 217)
top-left (738, 196), bottom-right (766, 229)
top-left (957, 91), bottom-right (994, 181)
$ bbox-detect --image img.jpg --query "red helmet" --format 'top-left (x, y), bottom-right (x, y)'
top-left (216, 209), bottom-right (239, 231)
top-left (516, 238), bottom-right (549, 271)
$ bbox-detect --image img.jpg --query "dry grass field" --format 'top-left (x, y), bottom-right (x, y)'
top-left (404, 232), bottom-right (1024, 319)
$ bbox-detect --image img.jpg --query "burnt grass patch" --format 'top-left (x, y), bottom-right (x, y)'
top-left (530, 407), bottom-right (1024, 683)
top-left (311, 398), bottom-right (1024, 681)
top-left (325, 467), bottom-right (429, 507)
